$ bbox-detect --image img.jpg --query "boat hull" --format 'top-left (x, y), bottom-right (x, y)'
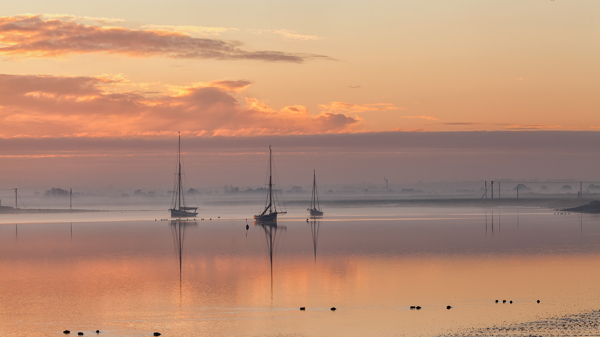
top-left (308, 208), bottom-right (324, 216)
top-left (254, 212), bottom-right (277, 221)
top-left (170, 209), bottom-right (198, 218)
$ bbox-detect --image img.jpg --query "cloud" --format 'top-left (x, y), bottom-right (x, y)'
top-left (0, 15), bottom-right (331, 63)
top-left (402, 116), bottom-right (440, 121)
top-left (443, 122), bottom-right (482, 125)
top-left (318, 102), bottom-right (402, 113)
top-left (250, 29), bottom-right (323, 41)
top-left (348, 85), bottom-right (361, 89)
top-left (141, 24), bottom-right (238, 36)
top-left (503, 124), bottom-right (565, 130)
top-left (0, 73), bottom-right (360, 138)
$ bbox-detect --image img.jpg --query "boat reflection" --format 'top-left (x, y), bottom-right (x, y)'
top-left (308, 219), bottom-right (320, 262)
top-left (255, 220), bottom-right (286, 301)
top-left (170, 219), bottom-right (197, 297)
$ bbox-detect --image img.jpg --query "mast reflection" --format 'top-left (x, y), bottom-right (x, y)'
top-left (255, 221), bottom-right (286, 302)
top-left (309, 219), bottom-right (320, 262)
top-left (170, 219), bottom-right (197, 297)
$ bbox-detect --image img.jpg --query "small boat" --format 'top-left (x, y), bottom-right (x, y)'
top-left (254, 146), bottom-right (286, 221)
top-left (169, 134), bottom-right (198, 218)
top-left (307, 169), bottom-right (324, 216)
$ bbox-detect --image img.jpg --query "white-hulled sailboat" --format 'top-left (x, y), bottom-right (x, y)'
top-left (254, 145), bottom-right (286, 221)
top-left (169, 134), bottom-right (198, 218)
top-left (307, 169), bottom-right (324, 216)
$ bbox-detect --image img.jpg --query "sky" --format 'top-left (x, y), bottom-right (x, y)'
top-left (0, 1), bottom-right (599, 191)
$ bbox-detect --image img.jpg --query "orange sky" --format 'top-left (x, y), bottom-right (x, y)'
top-left (0, 2), bottom-right (599, 188)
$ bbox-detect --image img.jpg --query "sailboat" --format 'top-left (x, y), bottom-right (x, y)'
top-left (169, 134), bottom-right (198, 218)
top-left (254, 146), bottom-right (286, 221)
top-left (307, 169), bottom-right (324, 216)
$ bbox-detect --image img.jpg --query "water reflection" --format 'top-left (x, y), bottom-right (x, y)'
top-left (255, 221), bottom-right (286, 301)
top-left (170, 219), bottom-right (197, 297)
top-left (309, 219), bottom-right (320, 262)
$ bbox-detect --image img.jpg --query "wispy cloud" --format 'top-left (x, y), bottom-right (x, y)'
top-left (348, 85), bottom-right (361, 89)
top-left (0, 74), bottom-right (360, 138)
top-left (0, 15), bottom-right (331, 63)
top-left (503, 124), bottom-right (565, 130)
top-left (142, 24), bottom-right (238, 36)
top-left (402, 115), bottom-right (439, 121)
top-left (250, 29), bottom-right (323, 41)
top-left (443, 122), bottom-right (482, 125)
top-left (318, 102), bottom-right (401, 113)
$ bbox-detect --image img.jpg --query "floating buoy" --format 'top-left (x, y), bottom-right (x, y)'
top-left (218, 216), bottom-right (220, 218)
top-left (210, 218), bottom-right (212, 220)
top-left (300, 307), bottom-right (305, 311)
top-left (330, 307), bottom-right (337, 311)
top-left (78, 333), bottom-right (83, 336)
top-left (537, 300), bottom-right (540, 303)
top-left (63, 331), bottom-right (70, 335)
top-left (446, 305), bottom-right (452, 309)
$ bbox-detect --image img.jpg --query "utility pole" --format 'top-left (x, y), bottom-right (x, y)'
top-left (485, 181), bottom-right (487, 199)
top-left (580, 181), bottom-right (583, 199)
top-left (498, 182), bottom-right (501, 199)
top-left (491, 181), bottom-right (494, 200)
top-left (14, 188), bottom-right (18, 209)
top-left (70, 188), bottom-right (72, 210)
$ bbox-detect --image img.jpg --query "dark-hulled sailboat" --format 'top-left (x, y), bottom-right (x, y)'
top-left (307, 169), bottom-right (324, 216)
top-left (169, 134), bottom-right (198, 218)
top-left (254, 146), bottom-right (286, 221)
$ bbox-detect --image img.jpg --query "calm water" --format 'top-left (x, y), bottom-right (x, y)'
top-left (1, 206), bottom-right (600, 336)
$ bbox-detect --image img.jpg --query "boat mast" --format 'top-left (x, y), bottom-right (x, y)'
top-left (312, 169), bottom-right (316, 209)
top-left (178, 133), bottom-right (182, 210)
top-left (268, 145), bottom-right (273, 214)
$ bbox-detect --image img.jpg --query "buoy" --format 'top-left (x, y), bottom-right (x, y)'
top-left (300, 307), bottom-right (305, 311)
top-left (446, 305), bottom-right (452, 309)
top-left (246, 224), bottom-right (249, 230)
top-left (218, 216), bottom-right (220, 218)
top-left (537, 300), bottom-right (540, 303)
top-left (330, 307), bottom-right (337, 311)
top-left (210, 218), bottom-right (212, 220)
top-left (63, 331), bottom-right (70, 334)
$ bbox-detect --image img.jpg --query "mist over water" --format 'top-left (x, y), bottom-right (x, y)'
top-left (1, 204), bottom-right (600, 336)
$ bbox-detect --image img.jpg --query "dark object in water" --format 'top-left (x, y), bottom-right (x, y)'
top-left (537, 300), bottom-right (540, 303)
top-left (300, 307), bottom-right (305, 310)
top-left (495, 300), bottom-right (498, 303)
top-left (96, 330), bottom-right (99, 333)
top-left (563, 200), bottom-right (600, 214)
top-left (503, 300), bottom-right (506, 303)
top-left (154, 333), bottom-right (162, 336)
top-left (416, 306), bottom-right (421, 310)
top-left (330, 307), bottom-right (337, 311)
top-left (63, 331), bottom-right (70, 334)
top-left (446, 305), bottom-right (452, 309)
top-left (410, 306), bottom-right (416, 309)
top-left (246, 224), bottom-right (249, 230)
top-left (510, 301), bottom-right (513, 304)
top-left (78, 333), bottom-right (83, 336)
